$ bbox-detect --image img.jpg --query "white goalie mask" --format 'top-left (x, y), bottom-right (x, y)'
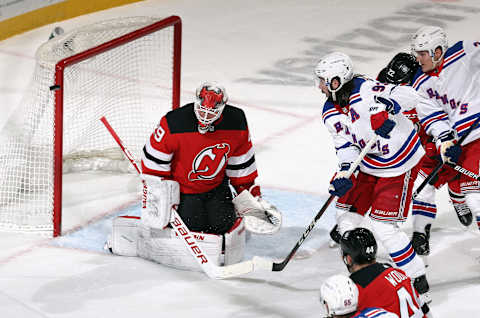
top-left (319, 275), bottom-right (358, 317)
top-left (314, 52), bottom-right (353, 101)
top-left (410, 26), bottom-right (448, 64)
top-left (194, 82), bottom-right (228, 132)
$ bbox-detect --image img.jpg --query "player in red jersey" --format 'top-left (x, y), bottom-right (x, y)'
top-left (377, 53), bottom-right (473, 258)
top-left (340, 228), bottom-right (431, 317)
top-left (320, 274), bottom-right (399, 318)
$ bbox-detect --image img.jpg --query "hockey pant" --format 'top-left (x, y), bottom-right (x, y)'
top-left (178, 178), bottom-right (236, 235)
top-left (336, 167), bottom-right (426, 279)
top-left (412, 155), bottom-right (464, 234)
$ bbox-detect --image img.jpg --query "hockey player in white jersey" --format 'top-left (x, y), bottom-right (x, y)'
top-left (410, 26), bottom-right (480, 234)
top-left (377, 52), bottom-right (473, 259)
top-left (314, 52), bottom-right (431, 302)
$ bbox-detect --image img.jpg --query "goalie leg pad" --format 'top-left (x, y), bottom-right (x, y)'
top-left (224, 218), bottom-right (246, 265)
top-left (137, 226), bottom-right (223, 272)
top-left (141, 175), bottom-right (180, 229)
top-left (107, 216), bottom-right (140, 257)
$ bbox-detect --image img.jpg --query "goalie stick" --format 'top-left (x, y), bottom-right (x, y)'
top-left (270, 136), bottom-right (378, 272)
top-left (100, 116), bottom-right (271, 279)
top-left (412, 116), bottom-right (480, 200)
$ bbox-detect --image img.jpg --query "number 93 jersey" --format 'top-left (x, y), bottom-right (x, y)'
top-left (322, 77), bottom-right (425, 178)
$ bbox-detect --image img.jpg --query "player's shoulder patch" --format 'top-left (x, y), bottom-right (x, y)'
top-left (445, 41), bottom-right (464, 59)
top-left (215, 105), bottom-right (248, 131)
top-left (322, 100), bottom-right (336, 114)
top-left (410, 67), bottom-right (424, 86)
top-left (322, 101), bottom-right (343, 124)
top-left (165, 103), bottom-right (197, 134)
top-left (352, 76), bottom-right (367, 95)
top-left (443, 41), bottom-right (466, 71)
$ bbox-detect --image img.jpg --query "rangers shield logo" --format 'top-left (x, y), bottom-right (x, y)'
top-left (188, 143), bottom-right (230, 181)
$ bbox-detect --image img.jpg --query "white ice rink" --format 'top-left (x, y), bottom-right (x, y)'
top-left (1, 0), bottom-right (480, 317)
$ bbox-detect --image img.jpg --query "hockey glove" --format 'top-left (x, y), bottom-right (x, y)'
top-left (374, 96), bottom-right (401, 115)
top-left (232, 184), bottom-right (282, 234)
top-left (438, 131), bottom-right (462, 165)
top-left (329, 163), bottom-right (356, 197)
top-left (423, 137), bottom-right (442, 162)
top-left (370, 111), bottom-right (396, 139)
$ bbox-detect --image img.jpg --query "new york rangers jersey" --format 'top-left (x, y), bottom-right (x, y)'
top-left (322, 77), bottom-right (425, 177)
top-left (353, 307), bottom-right (399, 318)
top-left (413, 41), bottom-right (480, 145)
top-left (141, 103), bottom-right (258, 194)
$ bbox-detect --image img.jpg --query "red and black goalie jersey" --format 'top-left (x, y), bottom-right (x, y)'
top-left (141, 103), bottom-right (258, 194)
top-left (351, 263), bottom-right (426, 318)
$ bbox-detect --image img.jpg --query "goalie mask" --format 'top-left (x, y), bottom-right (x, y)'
top-left (410, 26), bottom-right (448, 65)
top-left (314, 52), bottom-right (354, 102)
top-left (319, 274), bottom-right (358, 317)
top-left (194, 82), bottom-right (228, 133)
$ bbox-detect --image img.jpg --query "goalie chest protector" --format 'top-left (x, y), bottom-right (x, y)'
top-left (143, 103), bottom-right (257, 194)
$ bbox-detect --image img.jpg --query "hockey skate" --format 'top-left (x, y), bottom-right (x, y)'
top-left (414, 274), bottom-right (432, 305)
top-left (328, 224), bottom-right (341, 248)
top-left (453, 202), bottom-right (473, 226)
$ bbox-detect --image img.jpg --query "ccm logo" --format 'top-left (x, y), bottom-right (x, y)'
top-left (172, 217), bottom-right (208, 264)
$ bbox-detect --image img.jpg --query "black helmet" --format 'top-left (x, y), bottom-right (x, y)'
top-left (383, 53), bottom-right (418, 85)
top-left (340, 227), bottom-right (377, 265)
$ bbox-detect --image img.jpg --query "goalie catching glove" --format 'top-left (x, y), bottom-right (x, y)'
top-left (141, 174), bottom-right (180, 229)
top-left (232, 184), bottom-right (282, 235)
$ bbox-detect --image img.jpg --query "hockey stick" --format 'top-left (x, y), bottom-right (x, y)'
top-left (446, 162), bottom-right (480, 181)
top-left (412, 116), bottom-right (480, 200)
top-left (271, 136), bottom-right (378, 272)
top-left (100, 116), bottom-right (270, 279)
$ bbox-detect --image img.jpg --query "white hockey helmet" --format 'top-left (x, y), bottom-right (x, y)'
top-left (319, 274), bottom-right (358, 317)
top-left (194, 82), bottom-right (228, 129)
top-left (314, 52), bottom-right (354, 101)
top-left (410, 26), bottom-right (448, 64)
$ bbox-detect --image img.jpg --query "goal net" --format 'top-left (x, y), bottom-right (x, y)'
top-left (0, 16), bottom-right (182, 236)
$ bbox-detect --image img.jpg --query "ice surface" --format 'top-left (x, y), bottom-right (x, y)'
top-left (1, 0), bottom-right (480, 317)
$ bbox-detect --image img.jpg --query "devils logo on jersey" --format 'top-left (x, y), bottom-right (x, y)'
top-left (188, 143), bottom-right (231, 181)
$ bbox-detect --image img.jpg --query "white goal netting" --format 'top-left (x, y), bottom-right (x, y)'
top-left (0, 16), bottom-right (180, 235)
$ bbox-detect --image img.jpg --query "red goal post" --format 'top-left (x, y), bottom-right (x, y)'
top-left (0, 16), bottom-right (182, 237)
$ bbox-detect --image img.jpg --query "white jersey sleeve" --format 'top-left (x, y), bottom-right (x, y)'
top-left (322, 101), bottom-right (359, 166)
top-left (413, 41), bottom-right (480, 144)
top-left (346, 78), bottom-right (424, 177)
top-left (385, 84), bottom-right (419, 113)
